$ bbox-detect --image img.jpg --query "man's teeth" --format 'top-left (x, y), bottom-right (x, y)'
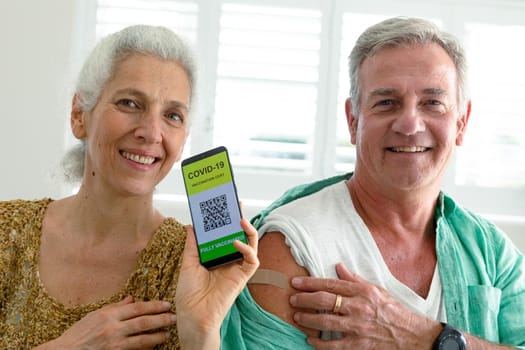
top-left (121, 151), bottom-right (156, 165)
top-left (391, 146), bottom-right (427, 153)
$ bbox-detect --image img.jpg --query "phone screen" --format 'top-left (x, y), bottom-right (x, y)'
top-left (181, 146), bottom-right (247, 269)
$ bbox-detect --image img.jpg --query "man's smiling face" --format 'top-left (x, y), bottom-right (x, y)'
top-left (347, 43), bottom-right (470, 192)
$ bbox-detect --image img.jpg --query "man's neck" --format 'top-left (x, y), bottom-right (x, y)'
top-left (346, 176), bottom-right (438, 240)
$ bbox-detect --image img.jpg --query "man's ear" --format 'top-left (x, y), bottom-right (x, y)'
top-left (345, 98), bottom-right (358, 145)
top-left (456, 100), bottom-right (472, 146)
top-left (71, 94), bottom-right (87, 139)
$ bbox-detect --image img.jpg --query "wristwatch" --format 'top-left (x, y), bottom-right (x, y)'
top-left (432, 323), bottom-right (467, 350)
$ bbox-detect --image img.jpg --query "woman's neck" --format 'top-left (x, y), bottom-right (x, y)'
top-left (55, 185), bottom-right (163, 243)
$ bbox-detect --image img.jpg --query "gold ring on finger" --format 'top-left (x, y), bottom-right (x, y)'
top-left (332, 294), bottom-right (342, 314)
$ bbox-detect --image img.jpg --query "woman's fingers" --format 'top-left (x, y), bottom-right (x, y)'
top-left (229, 219), bottom-right (259, 277)
top-left (240, 218), bottom-right (258, 251)
top-left (117, 299), bottom-right (173, 322)
top-left (124, 312), bottom-right (177, 335)
top-left (183, 225), bottom-right (199, 257)
top-left (57, 298), bottom-right (176, 350)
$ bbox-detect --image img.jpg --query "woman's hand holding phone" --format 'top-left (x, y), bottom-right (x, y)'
top-left (175, 218), bottom-right (259, 350)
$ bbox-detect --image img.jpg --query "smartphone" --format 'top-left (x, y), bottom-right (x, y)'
top-left (181, 146), bottom-right (247, 269)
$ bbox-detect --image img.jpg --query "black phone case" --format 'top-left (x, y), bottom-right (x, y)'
top-left (181, 146), bottom-right (245, 269)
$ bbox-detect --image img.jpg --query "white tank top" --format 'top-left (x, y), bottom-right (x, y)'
top-left (259, 181), bottom-right (446, 322)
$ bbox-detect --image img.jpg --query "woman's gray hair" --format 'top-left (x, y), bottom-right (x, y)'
top-left (61, 25), bottom-right (196, 183)
top-left (348, 17), bottom-right (469, 116)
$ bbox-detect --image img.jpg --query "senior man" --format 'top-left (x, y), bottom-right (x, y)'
top-left (240, 17), bottom-right (525, 350)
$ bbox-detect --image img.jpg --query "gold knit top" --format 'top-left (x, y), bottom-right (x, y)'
top-left (0, 199), bottom-right (187, 349)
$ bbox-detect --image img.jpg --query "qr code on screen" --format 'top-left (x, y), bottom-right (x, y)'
top-left (200, 194), bottom-right (231, 232)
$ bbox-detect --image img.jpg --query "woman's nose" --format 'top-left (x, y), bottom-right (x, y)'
top-left (134, 112), bottom-right (162, 144)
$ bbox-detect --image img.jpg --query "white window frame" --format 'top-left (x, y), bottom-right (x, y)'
top-left (70, 0), bottom-right (525, 220)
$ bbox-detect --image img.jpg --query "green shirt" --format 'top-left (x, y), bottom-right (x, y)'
top-left (222, 173), bottom-right (525, 348)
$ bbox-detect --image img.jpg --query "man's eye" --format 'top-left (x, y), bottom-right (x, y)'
top-left (372, 99), bottom-right (396, 110)
top-left (423, 99), bottom-right (448, 113)
top-left (377, 100), bottom-right (393, 106)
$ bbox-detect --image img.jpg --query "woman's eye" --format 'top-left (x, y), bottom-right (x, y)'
top-left (166, 112), bottom-right (185, 125)
top-left (168, 113), bottom-right (181, 121)
top-left (117, 98), bottom-right (139, 109)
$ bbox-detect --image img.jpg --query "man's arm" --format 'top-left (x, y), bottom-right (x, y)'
top-left (248, 231), bottom-right (320, 338)
top-left (291, 263), bottom-right (518, 350)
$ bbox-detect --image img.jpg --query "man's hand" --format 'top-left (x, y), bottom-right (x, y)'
top-left (290, 263), bottom-right (441, 349)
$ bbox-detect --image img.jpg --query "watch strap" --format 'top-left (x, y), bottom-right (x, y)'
top-left (432, 322), bottom-right (467, 350)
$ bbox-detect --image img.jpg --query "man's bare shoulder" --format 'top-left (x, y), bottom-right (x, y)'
top-left (248, 231), bottom-right (319, 337)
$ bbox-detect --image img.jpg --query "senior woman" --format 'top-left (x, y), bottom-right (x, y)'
top-left (0, 25), bottom-right (258, 349)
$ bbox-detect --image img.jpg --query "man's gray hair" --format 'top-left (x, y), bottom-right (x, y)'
top-left (348, 17), bottom-right (469, 116)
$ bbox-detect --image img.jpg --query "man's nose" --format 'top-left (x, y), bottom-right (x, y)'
top-left (391, 104), bottom-right (426, 136)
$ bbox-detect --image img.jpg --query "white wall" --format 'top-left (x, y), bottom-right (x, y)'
top-left (0, 0), bottom-right (76, 200)
top-left (0, 0), bottom-right (523, 253)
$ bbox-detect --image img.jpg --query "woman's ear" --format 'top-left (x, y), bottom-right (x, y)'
top-left (71, 94), bottom-right (87, 139)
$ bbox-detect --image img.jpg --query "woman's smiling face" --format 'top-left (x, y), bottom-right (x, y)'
top-left (72, 53), bottom-right (191, 196)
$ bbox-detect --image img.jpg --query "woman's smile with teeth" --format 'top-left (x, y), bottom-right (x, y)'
top-left (121, 151), bottom-right (157, 165)
top-left (389, 146), bottom-right (428, 152)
